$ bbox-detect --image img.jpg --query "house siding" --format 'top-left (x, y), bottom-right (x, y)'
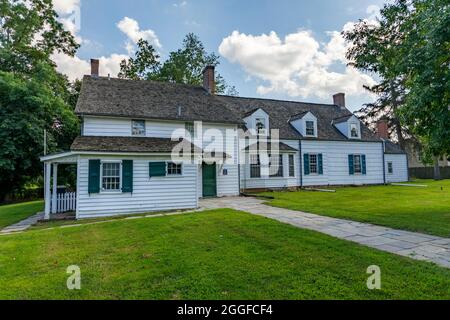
top-left (385, 154), bottom-right (409, 183)
top-left (301, 140), bottom-right (384, 186)
top-left (77, 155), bottom-right (197, 218)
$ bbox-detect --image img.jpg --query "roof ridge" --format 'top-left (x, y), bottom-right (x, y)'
top-left (218, 94), bottom-right (340, 108)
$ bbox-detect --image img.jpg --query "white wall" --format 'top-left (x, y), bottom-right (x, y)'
top-left (385, 154), bottom-right (409, 183)
top-left (77, 155), bottom-right (198, 218)
top-left (301, 140), bottom-right (384, 186)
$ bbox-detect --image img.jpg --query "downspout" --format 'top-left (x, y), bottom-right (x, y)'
top-left (299, 140), bottom-right (303, 188)
top-left (382, 140), bottom-right (386, 184)
top-left (406, 152), bottom-right (410, 182)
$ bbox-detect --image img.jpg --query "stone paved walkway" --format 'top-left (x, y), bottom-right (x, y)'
top-left (200, 197), bottom-right (450, 268)
top-left (0, 212), bottom-right (44, 234)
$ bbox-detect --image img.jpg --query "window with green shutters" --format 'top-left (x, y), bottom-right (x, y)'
top-left (349, 154), bottom-right (367, 175)
top-left (149, 162), bottom-right (167, 177)
top-left (304, 153), bottom-right (323, 175)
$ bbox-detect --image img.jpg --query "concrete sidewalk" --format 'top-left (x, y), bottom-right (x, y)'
top-left (0, 212), bottom-right (45, 234)
top-left (200, 197), bottom-right (450, 268)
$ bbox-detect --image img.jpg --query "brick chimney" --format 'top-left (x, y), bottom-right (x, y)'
top-left (91, 59), bottom-right (99, 77)
top-left (202, 65), bottom-right (215, 94)
top-left (333, 93), bottom-right (346, 109)
top-left (377, 119), bottom-right (389, 140)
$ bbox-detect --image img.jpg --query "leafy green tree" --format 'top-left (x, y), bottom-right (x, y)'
top-left (0, 0), bottom-right (80, 199)
top-left (119, 33), bottom-right (238, 95)
top-left (344, 0), bottom-right (449, 179)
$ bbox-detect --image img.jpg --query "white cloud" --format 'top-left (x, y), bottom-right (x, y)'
top-left (173, 1), bottom-right (188, 8)
top-left (219, 6), bottom-right (379, 100)
top-left (53, 0), bottom-right (80, 15)
top-left (52, 52), bottom-right (128, 81)
top-left (117, 17), bottom-right (161, 50)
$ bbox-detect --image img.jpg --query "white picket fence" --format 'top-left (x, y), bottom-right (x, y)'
top-left (52, 192), bottom-right (76, 213)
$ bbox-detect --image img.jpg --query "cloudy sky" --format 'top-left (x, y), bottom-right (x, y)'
top-left (52, 0), bottom-right (387, 111)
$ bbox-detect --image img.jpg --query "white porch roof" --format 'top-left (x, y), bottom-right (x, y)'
top-left (40, 152), bottom-right (78, 163)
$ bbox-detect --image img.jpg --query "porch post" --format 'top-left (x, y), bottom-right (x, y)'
top-left (44, 162), bottom-right (51, 220)
top-left (52, 163), bottom-right (58, 214)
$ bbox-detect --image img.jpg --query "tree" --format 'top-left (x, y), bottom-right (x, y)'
top-left (0, 70), bottom-right (78, 201)
top-left (119, 33), bottom-right (238, 95)
top-left (0, 0), bottom-right (80, 199)
top-left (344, 0), bottom-right (449, 179)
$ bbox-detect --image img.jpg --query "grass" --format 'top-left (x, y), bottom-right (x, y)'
top-left (260, 179), bottom-right (450, 238)
top-left (0, 209), bottom-right (449, 300)
top-left (0, 200), bottom-right (43, 229)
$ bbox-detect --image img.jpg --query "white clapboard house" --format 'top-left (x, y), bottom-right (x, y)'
top-left (41, 60), bottom-right (408, 219)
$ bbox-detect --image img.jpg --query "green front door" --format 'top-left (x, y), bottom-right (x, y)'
top-left (202, 163), bottom-right (217, 197)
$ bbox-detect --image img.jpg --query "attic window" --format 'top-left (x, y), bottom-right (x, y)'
top-left (255, 118), bottom-right (267, 135)
top-left (350, 123), bottom-right (359, 138)
top-left (305, 121), bottom-right (315, 136)
top-left (132, 120), bottom-right (145, 136)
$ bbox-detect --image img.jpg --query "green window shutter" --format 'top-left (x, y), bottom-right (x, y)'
top-left (122, 160), bottom-right (133, 193)
top-left (362, 155), bottom-right (367, 175)
top-left (304, 154), bottom-right (310, 175)
top-left (318, 154), bottom-right (323, 175)
top-left (88, 160), bottom-right (100, 194)
top-left (348, 155), bottom-right (354, 175)
top-left (149, 162), bottom-right (166, 177)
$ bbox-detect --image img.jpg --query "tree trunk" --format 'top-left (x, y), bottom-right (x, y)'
top-left (433, 156), bottom-right (442, 180)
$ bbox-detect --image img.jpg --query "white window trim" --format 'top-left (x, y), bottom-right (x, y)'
top-left (305, 120), bottom-right (316, 137)
top-left (269, 154), bottom-right (284, 178)
top-left (308, 153), bottom-right (320, 176)
top-left (100, 160), bottom-right (122, 193)
top-left (348, 122), bottom-right (361, 139)
top-left (288, 154), bottom-right (295, 177)
top-left (255, 117), bottom-right (267, 136)
top-left (249, 154), bottom-right (262, 179)
top-left (387, 161), bottom-right (394, 175)
top-left (353, 154), bottom-right (363, 175)
top-left (132, 119), bottom-right (146, 137)
top-left (167, 161), bottom-right (184, 177)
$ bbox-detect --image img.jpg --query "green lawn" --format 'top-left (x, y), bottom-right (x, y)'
top-left (0, 209), bottom-right (448, 300)
top-left (0, 200), bottom-right (43, 229)
top-left (260, 180), bottom-right (450, 238)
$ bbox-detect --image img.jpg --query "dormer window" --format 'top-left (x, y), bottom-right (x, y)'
top-left (350, 123), bottom-right (360, 138)
top-left (305, 121), bottom-right (315, 136)
top-left (255, 118), bottom-right (267, 135)
top-left (132, 120), bottom-right (145, 136)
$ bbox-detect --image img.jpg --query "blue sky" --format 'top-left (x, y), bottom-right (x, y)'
top-left (52, 0), bottom-right (387, 111)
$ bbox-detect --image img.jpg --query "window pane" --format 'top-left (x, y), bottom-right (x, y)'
top-left (270, 154), bottom-right (283, 177)
top-left (132, 120), bottom-right (145, 136)
top-left (306, 121), bottom-right (315, 136)
top-left (167, 162), bottom-right (182, 175)
top-left (351, 124), bottom-right (359, 137)
top-left (185, 122), bottom-right (194, 138)
top-left (309, 154), bottom-right (318, 174)
top-left (102, 162), bottom-right (121, 190)
top-left (250, 155), bottom-right (261, 178)
top-left (354, 155), bottom-right (362, 173)
top-left (289, 155), bottom-right (295, 177)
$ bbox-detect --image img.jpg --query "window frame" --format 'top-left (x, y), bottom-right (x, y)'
top-left (132, 119), bottom-right (146, 137)
top-left (255, 118), bottom-right (267, 135)
top-left (305, 120), bottom-right (315, 136)
top-left (289, 154), bottom-right (295, 177)
top-left (353, 154), bottom-right (362, 174)
top-left (100, 160), bottom-right (122, 193)
top-left (250, 154), bottom-right (261, 178)
top-left (387, 161), bottom-right (393, 175)
top-left (269, 154), bottom-right (284, 178)
top-left (308, 153), bottom-right (319, 175)
top-left (167, 162), bottom-right (183, 176)
top-left (349, 123), bottom-right (360, 139)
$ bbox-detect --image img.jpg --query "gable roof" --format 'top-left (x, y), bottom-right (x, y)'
top-left (75, 76), bottom-right (242, 125)
top-left (333, 114), bottom-right (356, 124)
top-left (76, 76), bottom-right (381, 142)
top-left (217, 95), bottom-right (381, 142)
